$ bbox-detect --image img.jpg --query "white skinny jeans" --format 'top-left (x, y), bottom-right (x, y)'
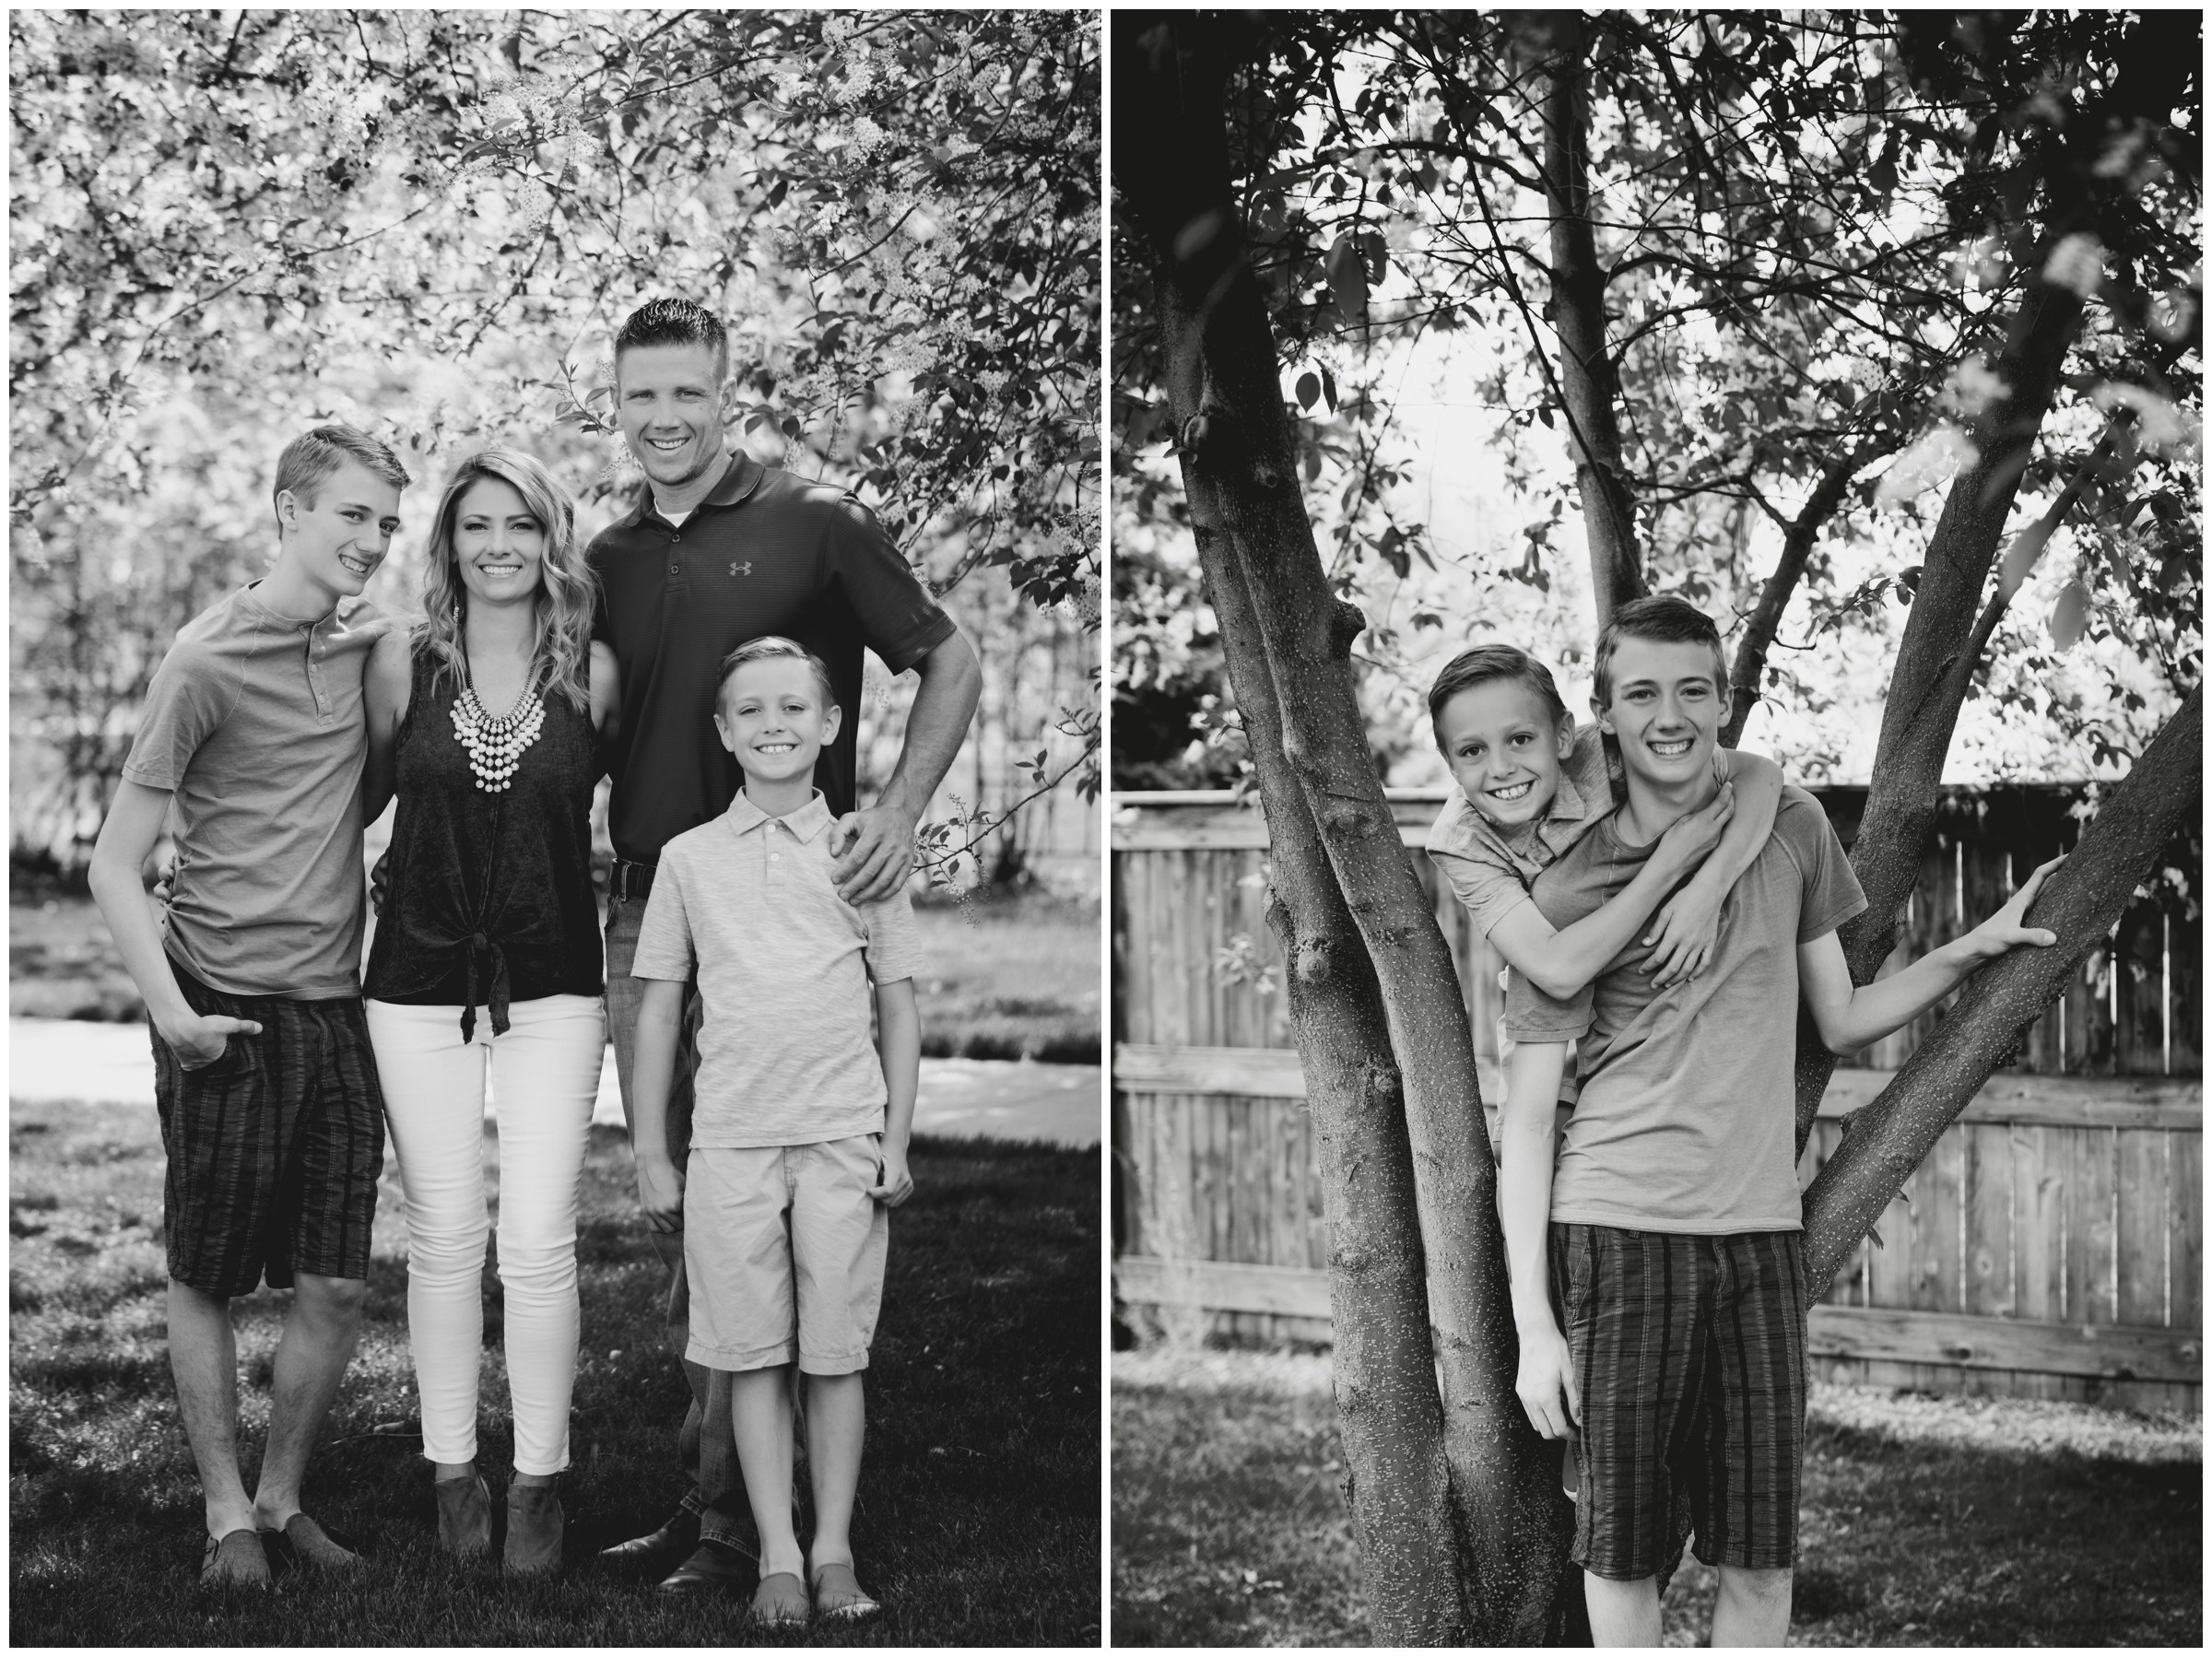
top-left (366, 994), bottom-right (605, 1475)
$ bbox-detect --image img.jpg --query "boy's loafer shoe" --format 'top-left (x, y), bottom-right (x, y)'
top-left (435, 1475), bottom-right (494, 1559)
top-left (262, 1512), bottom-right (363, 1573)
top-left (751, 1569), bottom-right (811, 1627)
top-left (201, 1528), bottom-right (272, 1593)
top-left (655, 1537), bottom-right (749, 1596)
top-left (599, 1509), bottom-right (699, 1569)
top-left (504, 1482), bottom-right (564, 1576)
top-left (810, 1560), bottom-right (881, 1622)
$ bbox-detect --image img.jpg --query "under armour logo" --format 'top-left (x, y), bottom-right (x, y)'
top-left (730, 561), bottom-right (752, 577)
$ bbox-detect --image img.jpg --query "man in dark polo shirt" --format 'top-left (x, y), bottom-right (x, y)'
top-left (591, 298), bottom-right (982, 1592)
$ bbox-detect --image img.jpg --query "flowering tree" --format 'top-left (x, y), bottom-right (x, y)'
top-left (11, 8), bottom-right (1100, 874)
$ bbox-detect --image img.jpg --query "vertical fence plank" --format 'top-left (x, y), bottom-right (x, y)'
top-left (2011, 1125), bottom-right (2064, 1324)
top-left (2170, 1128), bottom-right (2201, 1331)
top-left (2065, 1127), bottom-right (2119, 1325)
top-left (1961, 840), bottom-right (2030, 1073)
top-left (1964, 1122), bottom-right (2016, 1318)
top-left (1910, 1130), bottom-right (1966, 1312)
top-left (2065, 938), bottom-right (2118, 1077)
top-left (1866, 1179), bottom-right (1918, 1310)
top-left (2113, 905), bottom-right (2167, 1079)
top-left (1908, 838), bottom-right (1959, 1059)
top-left (2168, 907), bottom-right (2201, 1076)
top-left (2115, 1128), bottom-right (2170, 1328)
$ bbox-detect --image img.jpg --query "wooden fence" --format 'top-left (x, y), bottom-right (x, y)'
top-left (1112, 785), bottom-right (2203, 1411)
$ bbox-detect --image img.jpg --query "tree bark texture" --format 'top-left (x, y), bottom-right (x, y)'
top-left (1116, 15), bottom-right (1578, 1642)
top-left (1535, 13), bottom-right (1644, 624)
top-left (1206, 461), bottom-right (1469, 1640)
top-left (1794, 275), bottom-right (2088, 1153)
top-left (1802, 687), bottom-right (2203, 1292)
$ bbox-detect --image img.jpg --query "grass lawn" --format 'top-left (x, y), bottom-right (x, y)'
top-left (9, 1098), bottom-right (1100, 1645)
top-left (1112, 1346), bottom-right (2201, 1647)
top-left (8, 881), bottom-right (1100, 1064)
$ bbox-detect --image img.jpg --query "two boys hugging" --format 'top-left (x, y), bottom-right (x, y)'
top-left (1427, 595), bottom-right (2060, 1646)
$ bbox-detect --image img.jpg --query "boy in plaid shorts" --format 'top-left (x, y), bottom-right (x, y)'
top-left (1496, 596), bottom-right (2062, 1644)
top-left (627, 636), bottom-right (922, 1628)
top-left (88, 425), bottom-right (408, 1592)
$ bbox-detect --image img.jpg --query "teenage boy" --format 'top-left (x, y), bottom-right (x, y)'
top-left (1498, 595), bottom-right (2061, 1647)
top-left (590, 297), bottom-right (981, 1592)
top-left (88, 425), bottom-right (409, 1592)
top-left (629, 636), bottom-right (921, 1627)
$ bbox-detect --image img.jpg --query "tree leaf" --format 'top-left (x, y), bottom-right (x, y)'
top-left (1324, 236), bottom-right (1368, 323)
top-left (2049, 579), bottom-right (2091, 651)
top-left (1295, 370), bottom-right (1321, 410)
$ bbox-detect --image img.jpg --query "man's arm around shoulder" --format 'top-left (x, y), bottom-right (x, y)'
top-left (831, 627), bottom-right (982, 904)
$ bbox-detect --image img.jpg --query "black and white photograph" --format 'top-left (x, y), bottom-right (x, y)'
top-left (11, 8), bottom-right (1100, 1644)
top-left (1111, 11), bottom-right (2199, 1647)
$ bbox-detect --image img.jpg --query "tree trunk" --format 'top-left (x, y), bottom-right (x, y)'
top-left (1116, 14), bottom-right (1577, 1641)
top-left (1804, 687), bottom-right (2203, 1289)
top-left (1795, 274), bottom-right (2088, 1153)
top-left (1535, 12), bottom-right (1643, 624)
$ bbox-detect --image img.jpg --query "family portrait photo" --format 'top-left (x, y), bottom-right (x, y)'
top-left (12, 7), bottom-right (1100, 1645)
top-left (1110, 9), bottom-right (2199, 1649)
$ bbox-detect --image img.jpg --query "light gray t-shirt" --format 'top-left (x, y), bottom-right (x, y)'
top-left (631, 790), bottom-right (924, 1149)
top-left (1503, 786), bottom-right (1866, 1234)
top-left (120, 584), bottom-right (384, 999)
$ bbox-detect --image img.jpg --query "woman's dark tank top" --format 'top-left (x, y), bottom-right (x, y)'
top-left (365, 645), bottom-right (603, 1038)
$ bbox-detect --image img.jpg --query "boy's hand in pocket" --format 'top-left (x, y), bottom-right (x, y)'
top-left (868, 1146), bottom-right (914, 1208)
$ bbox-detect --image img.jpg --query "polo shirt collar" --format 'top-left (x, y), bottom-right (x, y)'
top-left (237, 581), bottom-right (353, 635)
top-left (724, 789), bottom-right (835, 843)
top-left (620, 450), bottom-right (766, 530)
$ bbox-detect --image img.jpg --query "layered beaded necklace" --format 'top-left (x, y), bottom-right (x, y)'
top-left (450, 666), bottom-right (546, 793)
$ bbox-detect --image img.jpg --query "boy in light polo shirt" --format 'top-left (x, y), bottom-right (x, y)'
top-left (627, 635), bottom-right (922, 1628)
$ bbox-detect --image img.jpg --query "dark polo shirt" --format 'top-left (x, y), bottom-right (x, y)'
top-left (589, 451), bottom-right (955, 864)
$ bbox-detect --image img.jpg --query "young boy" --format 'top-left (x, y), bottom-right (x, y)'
top-left (627, 635), bottom-right (922, 1628)
top-left (87, 424), bottom-right (409, 1592)
top-left (1425, 642), bottom-right (1786, 1146)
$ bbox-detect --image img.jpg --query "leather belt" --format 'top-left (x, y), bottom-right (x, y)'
top-left (609, 858), bottom-right (658, 901)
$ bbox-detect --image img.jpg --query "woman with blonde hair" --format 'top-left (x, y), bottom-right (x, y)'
top-left (362, 447), bottom-right (618, 1573)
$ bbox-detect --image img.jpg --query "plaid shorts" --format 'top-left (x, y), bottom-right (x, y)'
top-left (151, 959), bottom-right (385, 1299)
top-left (1551, 1222), bottom-right (1809, 1579)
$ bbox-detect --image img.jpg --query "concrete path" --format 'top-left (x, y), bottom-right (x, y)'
top-left (7, 1017), bottom-right (1100, 1149)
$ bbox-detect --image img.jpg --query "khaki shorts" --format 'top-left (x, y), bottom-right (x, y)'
top-left (684, 1137), bottom-right (888, 1375)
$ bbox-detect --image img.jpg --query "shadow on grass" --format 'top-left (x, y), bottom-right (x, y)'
top-left (1112, 1352), bottom-right (2201, 1648)
top-left (11, 1100), bottom-right (1100, 1646)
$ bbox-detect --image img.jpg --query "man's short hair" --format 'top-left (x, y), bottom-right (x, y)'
top-left (716, 635), bottom-right (837, 717)
top-left (272, 425), bottom-right (410, 525)
top-left (1593, 594), bottom-right (1729, 706)
top-left (1427, 643), bottom-right (1570, 743)
top-left (615, 298), bottom-right (729, 382)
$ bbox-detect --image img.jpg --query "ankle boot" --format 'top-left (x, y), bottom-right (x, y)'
top-left (435, 1474), bottom-right (492, 1559)
top-left (505, 1480), bottom-right (563, 1575)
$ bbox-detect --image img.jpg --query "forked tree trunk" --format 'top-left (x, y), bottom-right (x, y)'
top-left (1116, 14), bottom-right (1578, 1643)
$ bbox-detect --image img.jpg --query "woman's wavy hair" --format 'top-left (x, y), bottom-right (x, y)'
top-left (415, 449), bottom-right (595, 713)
